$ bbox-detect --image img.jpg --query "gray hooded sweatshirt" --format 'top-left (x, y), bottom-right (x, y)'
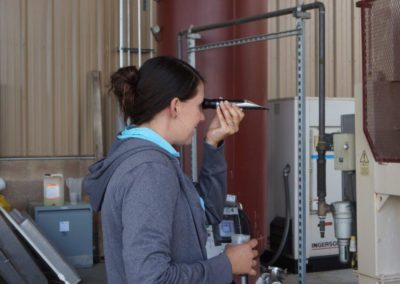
top-left (83, 138), bottom-right (232, 284)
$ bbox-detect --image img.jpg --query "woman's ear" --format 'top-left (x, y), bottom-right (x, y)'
top-left (170, 98), bottom-right (179, 118)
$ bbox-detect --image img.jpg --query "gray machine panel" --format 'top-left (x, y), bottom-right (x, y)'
top-left (0, 207), bottom-right (81, 284)
top-left (0, 214), bottom-right (47, 284)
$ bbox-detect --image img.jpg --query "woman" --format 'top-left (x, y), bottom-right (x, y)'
top-left (84, 56), bottom-right (258, 283)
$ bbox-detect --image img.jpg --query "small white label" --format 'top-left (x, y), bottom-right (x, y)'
top-left (59, 221), bottom-right (69, 232)
top-left (360, 150), bottom-right (369, 176)
top-left (46, 184), bottom-right (60, 199)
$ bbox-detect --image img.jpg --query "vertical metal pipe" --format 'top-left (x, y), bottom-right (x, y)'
top-left (119, 0), bottom-right (130, 68)
top-left (119, 0), bottom-right (124, 67)
top-left (127, 0), bottom-right (130, 66)
top-left (149, 0), bottom-right (155, 58)
top-left (187, 34), bottom-right (198, 182)
top-left (302, 1), bottom-right (329, 237)
top-left (137, 0), bottom-right (142, 66)
top-left (117, 0), bottom-right (127, 131)
top-left (318, 4), bottom-right (325, 139)
top-left (314, 3), bottom-right (329, 237)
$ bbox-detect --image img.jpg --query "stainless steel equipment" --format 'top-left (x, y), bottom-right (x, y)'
top-left (331, 201), bottom-right (352, 264)
top-left (256, 266), bottom-right (286, 284)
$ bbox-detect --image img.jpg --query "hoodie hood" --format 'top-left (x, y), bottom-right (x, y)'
top-left (83, 138), bottom-right (175, 211)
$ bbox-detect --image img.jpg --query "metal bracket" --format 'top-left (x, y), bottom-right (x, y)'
top-left (294, 6), bottom-right (311, 19)
top-left (187, 25), bottom-right (202, 40)
top-left (376, 193), bottom-right (390, 212)
top-left (187, 33), bottom-right (202, 40)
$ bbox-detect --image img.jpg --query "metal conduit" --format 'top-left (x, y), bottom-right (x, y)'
top-left (137, 0), bottom-right (142, 66)
top-left (127, 0), bottom-right (131, 66)
top-left (117, 0), bottom-right (128, 131)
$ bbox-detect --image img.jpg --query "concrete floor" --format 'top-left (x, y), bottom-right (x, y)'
top-left (77, 262), bottom-right (107, 283)
top-left (284, 269), bottom-right (358, 284)
top-left (77, 262), bottom-right (359, 284)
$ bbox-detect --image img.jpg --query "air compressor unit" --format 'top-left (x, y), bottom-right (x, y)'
top-left (265, 97), bottom-right (354, 272)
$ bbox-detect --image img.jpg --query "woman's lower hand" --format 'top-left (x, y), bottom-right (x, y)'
top-left (224, 238), bottom-right (259, 276)
top-left (205, 100), bottom-right (245, 147)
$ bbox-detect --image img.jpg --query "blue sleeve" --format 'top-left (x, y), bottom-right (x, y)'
top-left (196, 141), bottom-right (227, 225)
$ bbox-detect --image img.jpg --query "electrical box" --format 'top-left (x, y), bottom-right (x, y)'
top-left (29, 203), bottom-right (93, 268)
top-left (334, 133), bottom-right (355, 171)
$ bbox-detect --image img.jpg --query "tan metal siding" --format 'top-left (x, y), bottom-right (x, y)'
top-left (0, 0), bottom-right (156, 157)
top-left (0, 0), bottom-right (28, 156)
top-left (267, 0), bottom-right (362, 100)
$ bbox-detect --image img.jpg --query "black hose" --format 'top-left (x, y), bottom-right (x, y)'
top-left (267, 164), bottom-right (291, 266)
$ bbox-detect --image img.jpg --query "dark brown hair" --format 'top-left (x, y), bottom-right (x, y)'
top-left (110, 56), bottom-right (204, 125)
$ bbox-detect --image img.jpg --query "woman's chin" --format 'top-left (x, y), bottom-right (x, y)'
top-left (174, 137), bottom-right (193, 146)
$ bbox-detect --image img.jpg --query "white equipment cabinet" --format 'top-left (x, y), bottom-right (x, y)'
top-left (267, 97), bottom-right (354, 268)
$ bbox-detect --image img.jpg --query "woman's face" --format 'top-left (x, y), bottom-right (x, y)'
top-left (175, 82), bottom-right (205, 145)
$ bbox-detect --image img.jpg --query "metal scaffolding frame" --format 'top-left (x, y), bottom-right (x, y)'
top-left (177, 3), bottom-right (326, 283)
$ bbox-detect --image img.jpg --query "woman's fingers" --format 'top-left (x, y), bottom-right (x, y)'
top-left (219, 101), bottom-right (244, 132)
top-left (228, 102), bottom-right (245, 123)
top-left (215, 102), bottom-right (228, 127)
top-left (248, 238), bottom-right (258, 248)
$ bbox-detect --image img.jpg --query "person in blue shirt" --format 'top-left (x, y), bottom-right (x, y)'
top-left (84, 56), bottom-right (258, 284)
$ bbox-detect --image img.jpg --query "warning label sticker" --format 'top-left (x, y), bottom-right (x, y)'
top-left (360, 150), bottom-right (369, 176)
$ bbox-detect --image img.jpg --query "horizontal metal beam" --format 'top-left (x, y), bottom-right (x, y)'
top-left (188, 29), bottom-right (300, 52)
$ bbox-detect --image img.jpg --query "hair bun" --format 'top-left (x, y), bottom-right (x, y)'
top-left (110, 66), bottom-right (139, 122)
top-left (110, 66), bottom-right (139, 96)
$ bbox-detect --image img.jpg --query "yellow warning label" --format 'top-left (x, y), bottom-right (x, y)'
top-left (360, 150), bottom-right (369, 176)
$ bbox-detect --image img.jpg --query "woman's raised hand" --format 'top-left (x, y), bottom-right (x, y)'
top-left (205, 101), bottom-right (245, 147)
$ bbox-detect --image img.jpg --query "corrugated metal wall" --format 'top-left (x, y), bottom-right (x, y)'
top-left (0, 0), bottom-right (154, 157)
top-left (0, 0), bottom-right (155, 213)
top-left (267, 0), bottom-right (362, 100)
